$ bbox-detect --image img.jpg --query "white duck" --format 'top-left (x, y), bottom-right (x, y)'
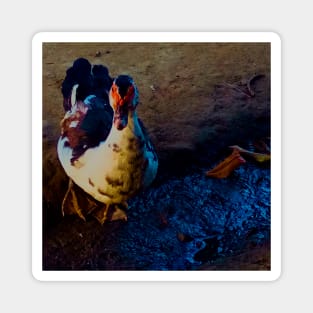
top-left (57, 59), bottom-right (158, 224)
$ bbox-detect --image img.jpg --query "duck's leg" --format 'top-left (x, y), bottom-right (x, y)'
top-left (61, 178), bottom-right (73, 216)
top-left (92, 202), bottom-right (128, 225)
top-left (111, 202), bottom-right (128, 222)
top-left (61, 178), bottom-right (86, 221)
top-left (92, 204), bottom-right (110, 225)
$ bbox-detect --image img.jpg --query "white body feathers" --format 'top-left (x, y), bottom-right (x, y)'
top-left (57, 110), bottom-right (158, 205)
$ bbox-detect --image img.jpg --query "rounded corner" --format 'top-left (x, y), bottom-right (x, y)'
top-left (268, 267), bottom-right (282, 282)
top-left (269, 31), bottom-right (282, 44)
top-left (32, 32), bottom-right (46, 45)
top-left (31, 267), bottom-right (44, 282)
top-left (32, 32), bottom-right (41, 42)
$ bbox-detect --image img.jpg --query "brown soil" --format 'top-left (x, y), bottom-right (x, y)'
top-left (42, 42), bottom-right (270, 270)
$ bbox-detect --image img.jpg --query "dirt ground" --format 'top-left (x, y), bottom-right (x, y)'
top-left (42, 42), bottom-right (271, 271)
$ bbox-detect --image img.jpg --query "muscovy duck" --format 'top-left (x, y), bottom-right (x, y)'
top-left (57, 58), bottom-right (158, 224)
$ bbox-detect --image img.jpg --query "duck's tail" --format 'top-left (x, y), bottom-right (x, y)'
top-left (61, 58), bottom-right (92, 111)
top-left (61, 58), bottom-right (113, 112)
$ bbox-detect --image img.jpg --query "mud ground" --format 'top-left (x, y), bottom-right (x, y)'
top-left (42, 42), bottom-right (271, 270)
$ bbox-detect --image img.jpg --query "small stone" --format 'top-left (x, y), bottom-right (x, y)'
top-left (95, 51), bottom-right (101, 57)
top-left (177, 232), bottom-right (193, 243)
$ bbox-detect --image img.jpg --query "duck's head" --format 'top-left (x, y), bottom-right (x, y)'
top-left (109, 75), bottom-right (139, 130)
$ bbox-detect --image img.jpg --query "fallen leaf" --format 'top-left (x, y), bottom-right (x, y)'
top-left (229, 145), bottom-right (270, 163)
top-left (206, 149), bottom-right (246, 178)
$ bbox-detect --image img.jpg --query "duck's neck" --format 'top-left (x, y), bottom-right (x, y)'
top-left (125, 110), bottom-right (140, 133)
top-left (106, 110), bottom-right (143, 145)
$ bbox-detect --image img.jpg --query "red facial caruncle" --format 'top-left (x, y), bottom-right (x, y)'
top-left (110, 75), bottom-right (137, 130)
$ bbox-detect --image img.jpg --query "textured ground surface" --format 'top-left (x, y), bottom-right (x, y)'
top-left (42, 42), bottom-right (271, 270)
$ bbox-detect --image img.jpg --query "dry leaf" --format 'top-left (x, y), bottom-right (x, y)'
top-left (206, 149), bottom-right (246, 178)
top-left (229, 145), bottom-right (270, 163)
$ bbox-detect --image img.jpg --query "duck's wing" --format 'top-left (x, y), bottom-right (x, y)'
top-left (138, 118), bottom-right (158, 161)
top-left (79, 96), bottom-right (113, 146)
top-left (60, 58), bottom-right (114, 163)
top-left (61, 102), bottom-right (114, 164)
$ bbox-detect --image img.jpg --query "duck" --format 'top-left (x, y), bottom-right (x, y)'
top-left (57, 58), bottom-right (158, 224)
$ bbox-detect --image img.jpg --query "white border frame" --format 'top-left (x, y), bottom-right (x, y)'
top-left (32, 32), bottom-right (281, 281)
